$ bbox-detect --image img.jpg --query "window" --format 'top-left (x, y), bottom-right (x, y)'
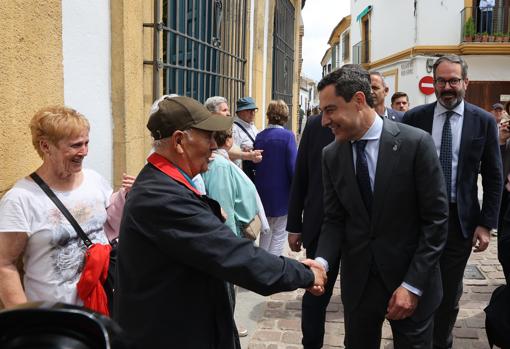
top-left (146, 0), bottom-right (247, 104)
top-left (342, 31), bottom-right (350, 61)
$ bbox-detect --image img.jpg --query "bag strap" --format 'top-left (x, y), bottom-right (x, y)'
top-left (234, 121), bottom-right (255, 143)
top-left (30, 172), bottom-right (92, 248)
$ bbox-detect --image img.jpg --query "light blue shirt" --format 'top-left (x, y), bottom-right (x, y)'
top-left (351, 113), bottom-right (383, 190)
top-left (202, 153), bottom-right (259, 237)
top-left (431, 101), bottom-right (465, 203)
top-left (317, 113), bottom-right (422, 296)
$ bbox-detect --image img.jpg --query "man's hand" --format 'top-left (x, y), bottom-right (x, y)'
top-left (499, 124), bottom-right (510, 145)
top-left (288, 233), bottom-right (302, 252)
top-left (301, 259), bottom-right (327, 296)
top-left (246, 149), bottom-right (263, 163)
top-left (472, 225), bottom-right (490, 252)
top-left (220, 207), bottom-right (228, 222)
top-left (386, 286), bottom-right (418, 320)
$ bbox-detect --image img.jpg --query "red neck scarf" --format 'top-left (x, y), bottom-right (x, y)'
top-left (147, 153), bottom-right (202, 196)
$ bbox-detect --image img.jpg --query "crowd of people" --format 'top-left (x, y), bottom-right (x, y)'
top-left (1, 53), bottom-right (510, 349)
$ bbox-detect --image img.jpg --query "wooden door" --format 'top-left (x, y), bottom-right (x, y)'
top-left (465, 81), bottom-right (510, 111)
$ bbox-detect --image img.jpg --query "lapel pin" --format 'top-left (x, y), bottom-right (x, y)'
top-left (393, 140), bottom-right (401, 151)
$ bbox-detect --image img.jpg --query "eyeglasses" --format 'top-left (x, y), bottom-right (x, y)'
top-left (434, 78), bottom-right (462, 88)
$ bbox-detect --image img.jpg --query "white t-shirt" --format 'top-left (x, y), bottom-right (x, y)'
top-left (232, 116), bottom-right (259, 168)
top-left (0, 169), bottom-right (112, 305)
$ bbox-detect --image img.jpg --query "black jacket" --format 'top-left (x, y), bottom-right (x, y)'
top-left (286, 114), bottom-right (334, 248)
top-left (114, 162), bottom-right (314, 349)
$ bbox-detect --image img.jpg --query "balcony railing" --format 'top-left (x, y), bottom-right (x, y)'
top-left (353, 40), bottom-right (370, 64)
top-left (461, 6), bottom-right (510, 43)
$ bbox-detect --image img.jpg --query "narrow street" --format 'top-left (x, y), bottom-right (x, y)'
top-left (237, 235), bottom-right (504, 349)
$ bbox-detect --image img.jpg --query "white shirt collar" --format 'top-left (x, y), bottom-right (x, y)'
top-left (434, 100), bottom-right (465, 118)
top-left (358, 112), bottom-right (383, 142)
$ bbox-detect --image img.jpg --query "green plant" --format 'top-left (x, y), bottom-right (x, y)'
top-left (464, 17), bottom-right (475, 36)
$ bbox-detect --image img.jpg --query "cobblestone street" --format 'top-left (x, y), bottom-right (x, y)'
top-left (239, 235), bottom-right (505, 349)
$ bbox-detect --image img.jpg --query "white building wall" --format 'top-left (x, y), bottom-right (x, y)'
top-left (350, 0), bottom-right (364, 51)
top-left (416, 0), bottom-right (464, 45)
top-left (369, 0), bottom-right (416, 61)
top-left (346, 0), bottom-right (509, 110)
top-left (463, 55), bottom-right (510, 81)
top-left (379, 54), bottom-right (510, 110)
top-left (350, 0), bottom-right (466, 63)
top-left (62, 0), bottom-right (113, 183)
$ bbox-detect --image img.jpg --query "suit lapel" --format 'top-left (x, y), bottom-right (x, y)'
top-left (422, 103), bottom-right (436, 134)
top-left (372, 120), bottom-right (401, 226)
top-left (457, 102), bottom-right (475, 185)
top-left (340, 142), bottom-right (370, 222)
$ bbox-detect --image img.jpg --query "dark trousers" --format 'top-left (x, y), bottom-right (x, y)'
top-left (301, 239), bottom-right (340, 349)
top-left (478, 10), bottom-right (494, 35)
top-left (344, 269), bottom-right (434, 349)
top-left (498, 190), bottom-right (510, 282)
top-left (433, 204), bottom-right (473, 349)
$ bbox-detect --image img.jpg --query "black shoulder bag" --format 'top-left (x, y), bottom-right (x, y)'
top-left (30, 172), bottom-right (117, 315)
top-left (234, 121), bottom-right (257, 182)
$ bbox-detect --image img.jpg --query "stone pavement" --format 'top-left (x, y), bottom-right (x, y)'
top-left (238, 235), bottom-right (505, 349)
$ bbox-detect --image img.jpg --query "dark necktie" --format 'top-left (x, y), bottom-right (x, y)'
top-left (355, 140), bottom-right (373, 214)
top-left (439, 111), bottom-right (454, 202)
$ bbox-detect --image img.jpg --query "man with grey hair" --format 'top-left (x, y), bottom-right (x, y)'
top-left (403, 54), bottom-right (503, 349)
top-left (370, 71), bottom-right (403, 122)
top-left (115, 96), bottom-right (327, 349)
top-left (150, 94), bottom-right (206, 194)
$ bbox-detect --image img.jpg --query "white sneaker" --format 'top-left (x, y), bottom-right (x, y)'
top-left (237, 325), bottom-right (248, 337)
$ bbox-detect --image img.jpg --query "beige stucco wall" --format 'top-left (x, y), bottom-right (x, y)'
top-left (291, 0), bottom-right (303, 133)
top-left (0, 1), bottom-right (64, 196)
top-left (248, 0), bottom-right (271, 130)
top-left (248, 0), bottom-right (303, 132)
top-left (110, 0), bottom-right (155, 188)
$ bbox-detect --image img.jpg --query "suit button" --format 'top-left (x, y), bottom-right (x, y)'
top-left (371, 236), bottom-right (376, 240)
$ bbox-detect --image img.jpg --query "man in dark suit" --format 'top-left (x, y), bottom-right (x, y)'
top-left (314, 65), bottom-right (449, 348)
top-left (403, 54), bottom-right (503, 349)
top-left (287, 113), bottom-right (335, 349)
top-left (370, 71), bottom-right (404, 122)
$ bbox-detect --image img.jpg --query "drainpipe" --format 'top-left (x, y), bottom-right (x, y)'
top-left (414, 0), bottom-right (418, 44)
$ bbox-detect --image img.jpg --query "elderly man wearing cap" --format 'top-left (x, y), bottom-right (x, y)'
top-left (114, 96), bottom-right (327, 349)
top-left (233, 97), bottom-right (262, 182)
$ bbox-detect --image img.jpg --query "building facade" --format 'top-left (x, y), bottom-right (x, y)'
top-left (323, 0), bottom-right (510, 110)
top-left (0, 0), bottom-right (306, 195)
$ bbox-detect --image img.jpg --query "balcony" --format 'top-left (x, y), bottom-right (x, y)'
top-left (353, 40), bottom-right (370, 64)
top-left (461, 6), bottom-right (510, 43)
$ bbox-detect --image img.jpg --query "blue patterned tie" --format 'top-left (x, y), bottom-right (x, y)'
top-left (439, 111), bottom-right (454, 202)
top-left (355, 140), bottom-right (373, 214)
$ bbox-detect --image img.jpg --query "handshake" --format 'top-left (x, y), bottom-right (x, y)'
top-left (301, 259), bottom-right (327, 296)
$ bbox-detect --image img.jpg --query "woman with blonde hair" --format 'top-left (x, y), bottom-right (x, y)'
top-left (254, 100), bottom-right (297, 255)
top-left (0, 106), bottom-right (131, 314)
